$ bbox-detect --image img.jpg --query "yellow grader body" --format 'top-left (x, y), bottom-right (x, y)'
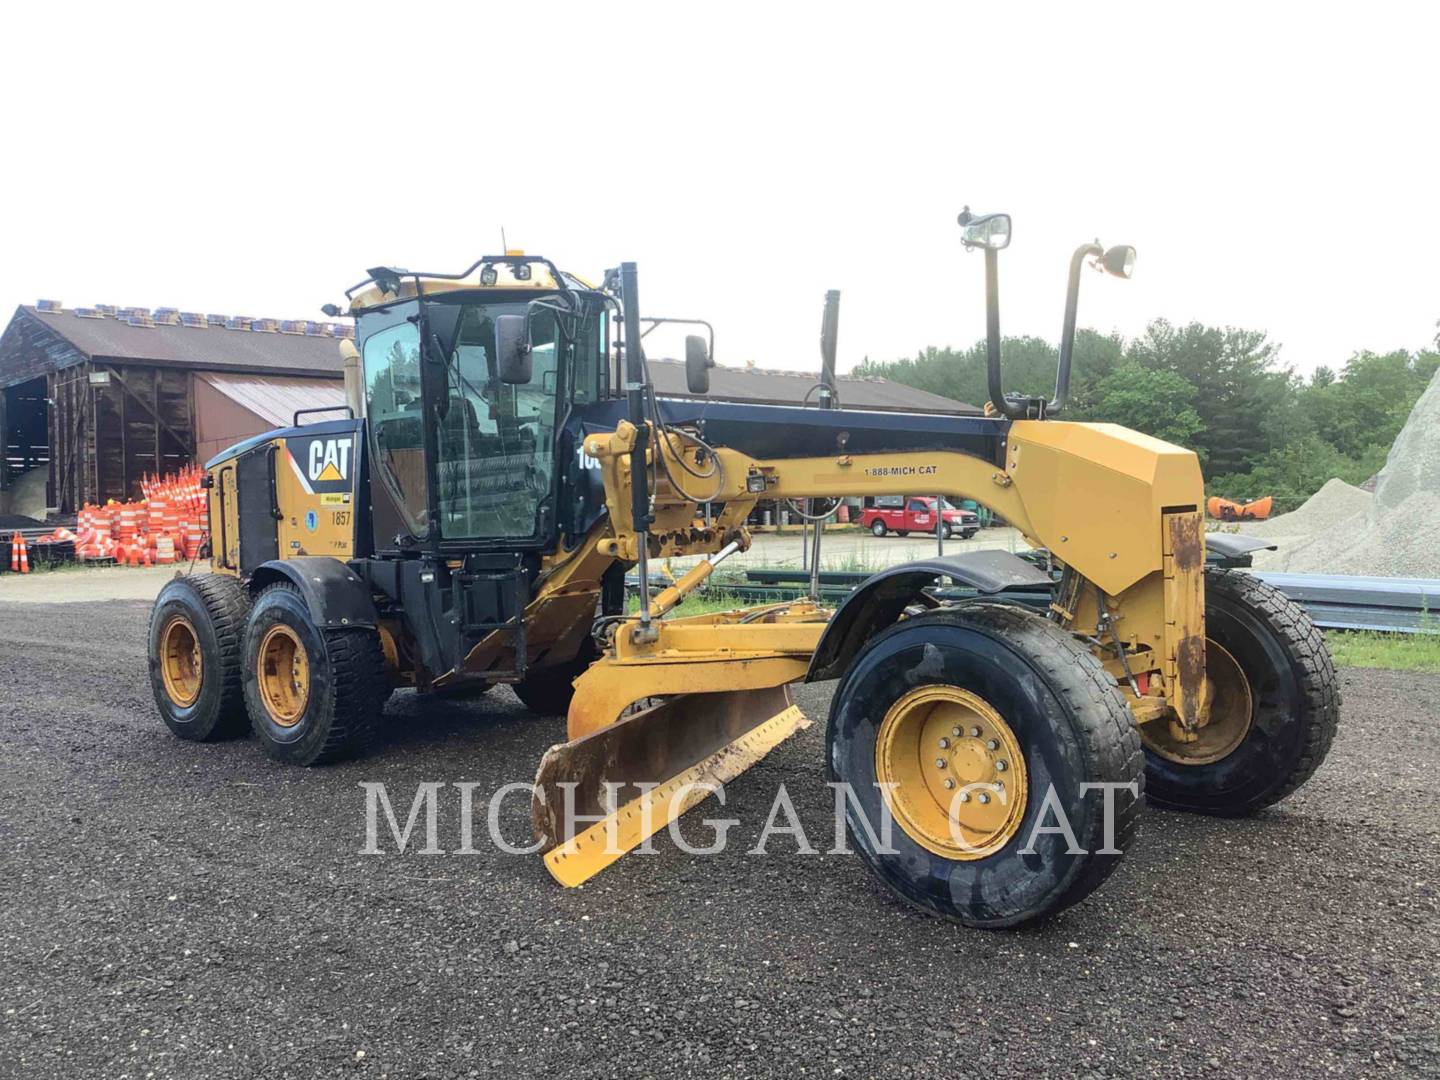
top-left (147, 219), bottom-right (1339, 927)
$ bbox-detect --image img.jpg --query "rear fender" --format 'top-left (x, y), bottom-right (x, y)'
top-left (1204, 532), bottom-right (1277, 566)
top-left (805, 551), bottom-right (1054, 682)
top-left (248, 556), bottom-right (378, 630)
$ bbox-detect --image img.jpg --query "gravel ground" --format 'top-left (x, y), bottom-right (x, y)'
top-left (2, 600), bottom-right (1438, 1079)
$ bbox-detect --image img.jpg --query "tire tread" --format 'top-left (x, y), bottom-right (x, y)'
top-left (152, 573), bottom-right (252, 740)
top-left (1154, 567), bottom-right (1340, 813)
top-left (944, 602), bottom-right (1145, 909)
top-left (837, 601), bottom-right (1145, 924)
top-left (247, 581), bottom-right (387, 765)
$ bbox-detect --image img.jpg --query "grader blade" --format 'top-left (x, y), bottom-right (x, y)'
top-left (532, 686), bottom-right (809, 886)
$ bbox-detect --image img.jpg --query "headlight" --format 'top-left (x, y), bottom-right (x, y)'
top-left (1100, 245), bottom-right (1136, 279)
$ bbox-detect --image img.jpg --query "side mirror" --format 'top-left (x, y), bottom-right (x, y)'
top-left (957, 208), bottom-right (1012, 251)
top-left (495, 314), bottom-right (532, 384)
top-left (685, 334), bottom-right (711, 394)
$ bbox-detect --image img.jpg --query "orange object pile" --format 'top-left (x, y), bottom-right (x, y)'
top-left (34, 465), bottom-right (210, 566)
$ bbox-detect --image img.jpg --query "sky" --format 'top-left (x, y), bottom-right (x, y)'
top-left (2, 2), bottom-right (1437, 380)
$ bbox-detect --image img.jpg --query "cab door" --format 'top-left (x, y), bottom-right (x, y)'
top-left (360, 310), bottom-right (432, 555)
top-left (429, 304), bottom-right (562, 546)
top-left (907, 498), bottom-right (933, 530)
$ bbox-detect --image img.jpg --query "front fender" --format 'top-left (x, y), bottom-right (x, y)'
top-left (248, 556), bottom-right (379, 630)
top-left (805, 551), bottom-right (1053, 682)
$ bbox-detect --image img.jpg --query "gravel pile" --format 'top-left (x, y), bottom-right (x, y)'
top-left (1248, 368), bottom-right (1440, 577)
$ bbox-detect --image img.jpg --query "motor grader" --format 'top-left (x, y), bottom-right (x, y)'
top-left (147, 211), bottom-right (1339, 927)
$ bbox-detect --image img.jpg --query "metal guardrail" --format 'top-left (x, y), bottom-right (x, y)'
top-left (1250, 573), bottom-right (1436, 634)
top-left (705, 568), bottom-right (1438, 635)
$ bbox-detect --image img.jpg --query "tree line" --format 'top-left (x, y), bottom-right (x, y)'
top-left (855, 320), bottom-right (1440, 512)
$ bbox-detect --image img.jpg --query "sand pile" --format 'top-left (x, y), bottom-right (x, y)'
top-left (1246, 368), bottom-right (1440, 577)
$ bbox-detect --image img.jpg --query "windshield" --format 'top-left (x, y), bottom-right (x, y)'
top-left (431, 302), bottom-right (562, 540)
top-left (362, 297), bottom-right (606, 545)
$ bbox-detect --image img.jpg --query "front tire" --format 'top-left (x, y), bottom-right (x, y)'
top-left (828, 603), bottom-right (1143, 928)
top-left (1142, 568), bottom-right (1339, 815)
top-left (242, 582), bottom-right (388, 765)
top-left (148, 574), bottom-right (252, 741)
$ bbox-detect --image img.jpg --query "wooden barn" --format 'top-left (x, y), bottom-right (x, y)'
top-left (0, 302), bottom-right (351, 514)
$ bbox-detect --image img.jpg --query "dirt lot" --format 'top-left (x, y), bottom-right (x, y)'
top-left (2, 597), bottom-right (1437, 1079)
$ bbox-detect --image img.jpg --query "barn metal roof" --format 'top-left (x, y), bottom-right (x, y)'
top-left (16, 305), bottom-right (349, 377)
top-left (645, 359), bottom-right (977, 414)
top-left (197, 372), bottom-right (350, 429)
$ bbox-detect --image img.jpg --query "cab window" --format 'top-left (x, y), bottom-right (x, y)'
top-left (432, 304), bottom-right (559, 540)
top-left (362, 322), bottom-right (429, 537)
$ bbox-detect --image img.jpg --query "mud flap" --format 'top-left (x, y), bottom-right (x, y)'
top-left (531, 686), bottom-right (809, 886)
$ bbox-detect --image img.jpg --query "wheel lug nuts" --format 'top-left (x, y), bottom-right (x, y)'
top-left (951, 726), bottom-right (962, 737)
top-left (970, 726), bottom-right (981, 737)
top-left (958, 792), bottom-right (970, 803)
top-left (934, 758), bottom-right (947, 769)
top-left (938, 737), bottom-right (950, 749)
top-left (986, 739), bottom-right (999, 751)
top-left (995, 760), bottom-right (1008, 772)
top-left (943, 778), bottom-right (956, 790)
top-left (978, 792), bottom-right (991, 805)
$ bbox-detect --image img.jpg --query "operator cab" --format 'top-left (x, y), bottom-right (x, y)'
top-left (345, 255), bottom-right (610, 556)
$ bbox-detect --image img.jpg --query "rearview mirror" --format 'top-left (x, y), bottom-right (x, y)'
top-left (958, 209), bottom-right (1012, 251)
top-left (495, 314), bottom-right (532, 384)
top-left (685, 334), bottom-right (711, 394)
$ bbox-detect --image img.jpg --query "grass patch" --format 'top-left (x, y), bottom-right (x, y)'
top-left (625, 591), bottom-right (775, 617)
top-left (1326, 630), bottom-right (1440, 673)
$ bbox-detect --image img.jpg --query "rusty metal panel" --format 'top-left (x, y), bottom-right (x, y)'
top-left (1162, 510), bottom-right (1206, 729)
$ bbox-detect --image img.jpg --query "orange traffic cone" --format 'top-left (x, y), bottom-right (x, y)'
top-left (15, 534), bottom-right (29, 574)
top-left (9, 532), bottom-right (18, 572)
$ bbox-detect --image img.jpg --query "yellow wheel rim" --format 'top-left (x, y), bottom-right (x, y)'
top-left (875, 685), bottom-right (1028, 860)
top-left (257, 624), bottom-right (310, 728)
top-left (160, 615), bottom-right (203, 708)
top-left (1142, 639), bottom-right (1253, 765)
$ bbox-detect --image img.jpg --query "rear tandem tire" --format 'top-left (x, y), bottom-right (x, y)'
top-left (241, 582), bottom-right (389, 765)
top-left (148, 573), bottom-right (252, 742)
top-left (827, 602), bottom-right (1144, 928)
top-left (1141, 567), bottom-right (1340, 815)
